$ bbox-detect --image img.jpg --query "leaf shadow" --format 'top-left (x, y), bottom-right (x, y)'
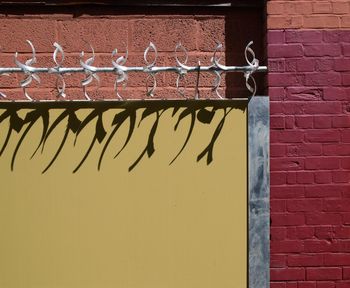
top-left (0, 100), bottom-right (247, 173)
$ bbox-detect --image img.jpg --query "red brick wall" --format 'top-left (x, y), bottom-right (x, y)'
top-left (0, 5), bottom-right (264, 100)
top-left (268, 1), bottom-right (350, 287)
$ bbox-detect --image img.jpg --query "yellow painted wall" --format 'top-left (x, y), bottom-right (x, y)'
top-left (0, 101), bottom-right (247, 288)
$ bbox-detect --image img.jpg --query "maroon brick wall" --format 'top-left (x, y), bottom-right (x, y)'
top-left (268, 27), bottom-right (350, 288)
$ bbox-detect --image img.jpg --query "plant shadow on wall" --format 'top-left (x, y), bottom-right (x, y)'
top-left (0, 101), bottom-right (246, 173)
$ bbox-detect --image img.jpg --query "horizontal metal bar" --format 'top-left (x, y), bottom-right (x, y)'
top-left (0, 40), bottom-right (267, 100)
top-left (0, 66), bottom-right (268, 74)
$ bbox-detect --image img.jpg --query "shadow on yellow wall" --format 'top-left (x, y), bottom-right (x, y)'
top-left (0, 100), bottom-right (246, 173)
top-left (0, 100), bottom-right (248, 288)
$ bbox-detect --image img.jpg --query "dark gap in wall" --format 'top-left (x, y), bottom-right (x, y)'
top-left (225, 7), bottom-right (265, 98)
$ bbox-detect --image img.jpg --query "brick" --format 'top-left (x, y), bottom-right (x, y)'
top-left (305, 130), bottom-right (340, 143)
top-left (314, 116), bottom-right (332, 129)
top-left (306, 267), bottom-right (342, 280)
top-left (271, 199), bottom-right (287, 212)
top-left (271, 186), bottom-right (305, 199)
top-left (341, 157), bottom-right (350, 169)
top-left (286, 30), bottom-right (323, 44)
top-left (271, 268), bottom-right (305, 281)
top-left (288, 254), bottom-right (324, 267)
top-left (285, 102), bottom-right (342, 115)
top-left (0, 19), bottom-right (56, 52)
top-left (323, 30), bottom-right (350, 43)
top-left (287, 145), bottom-right (300, 157)
top-left (317, 282), bottom-right (335, 288)
top-left (342, 16), bottom-right (350, 28)
top-left (271, 254), bottom-right (287, 268)
top-left (286, 88), bottom-right (322, 101)
top-left (271, 284), bottom-right (286, 288)
top-left (285, 116), bottom-right (294, 129)
top-left (271, 144), bottom-right (286, 157)
top-left (325, 254), bottom-right (350, 266)
top-left (271, 158), bottom-right (305, 171)
top-left (315, 226), bottom-right (334, 239)
top-left (287, 172), bottom-right (297, 184)
top-left (295, 116), bottom-right (314, 128)
top-left (269, 73), bottom-right (304, 87)
top-left (304, 240), bottom-right (336, 253)
top-left (305, 157), bottom-right (340, 170)
top-left (296, 172), bottom-right (315, 184)
top-left (304, 44), bottom-right (342, 57)
top-left (271, 116), bottom-right (285, 129)
top-left (287, 226), bottom-right (314, 240)
top-left (297, 59), bottom-right (315, 72)
top-left (271, 227), bottom-right (287, 241)
top-left (336, 240), bottom-right (350, 252)
top-left (269, 44), bottom-right (303, 58)
top-left (268, 16), bottom-right (303, 29)
top-left (295, 2), bottom-right (313, 15)
top-left (315, 171), bottom-right (332, 184)
top-left (343, 102), bottom-right (350, 114)
top-left (333, 116), bottom-right (350, 127)
top-left (271, 173), bottom-right (287, 185)
top-left (306, 213), bottom-right (342, 225)
top-left (304, 73), bottom-right (341, 86)
top-left (282, 2), bottom-right (297, 15)
top-left (342, 131), bottom-right (350, 142)
top-left (269, 59), bottom-right (285, 72)
top-left (315, 58), bottom-right (334, 72)
top-left (323, 87), bottom-right (350, 101)
top-left (343, 73), bottom-right (350, 86)
top-left (342, 186), bottom-right (350, 197)
top-left (336, 281), bottom-right (350, 288)
top-left (269, 87), bottom-right (285, 101)
top-left (334, 226), bottom-right (350, 238)
top-left (58, 19), bottom-right (128, 53)
top-left (344, 268), bottom-right (350, 279)
top-left (343, 213), bottom-right (350, 224)
top-left (268, 30), bottom-right (285, 44)
top-left (324, 199), bottom-right (350, 212)
top-left (299, 283), bottom-right (316, 288)
top-left (271, 213), bottom-right (305, 226)
top-left (285, 59), bottom-right (297, 72)
top-left (271, 102), bottom-right (284, 115)
top-left (130, 19), bottom-right (197, 52)
top-left (287, 144), bottom-right (322, 156)
top-left (271, 240), bottom-right (304, 253)
top-left (344, 44), bottom-right (350, 56)
top-left (333, 1), bottom-right (350, 14)
top-left (303, 16), bottom-right (340, 29)
top-left (305, 185), bottom-right (342, 198)
top-left (312, 2), bottom-right (332, 14)
top-left (323, 144), bottom-right (350, 156)
top-left (271, 130), bottom-right (304, 143)
top-left (267, 1), bottom-right (285, 15)
top-left (287, 199), bottom-right (322, 212)
top-left (197, 18), bottom-right (225, 51)
top-left (334, 58), bottom-right (350, 72)
top-left (333, 171), bottom-right (350, 183)
top-left (286, 226), bottom-right (297, 239)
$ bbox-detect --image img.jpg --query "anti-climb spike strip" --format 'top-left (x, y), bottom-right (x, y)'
top-left (0, 40), bottom-right (267, 101)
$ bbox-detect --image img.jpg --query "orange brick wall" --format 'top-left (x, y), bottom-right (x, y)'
top-left (267, 0), bottom-right (350, 29)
